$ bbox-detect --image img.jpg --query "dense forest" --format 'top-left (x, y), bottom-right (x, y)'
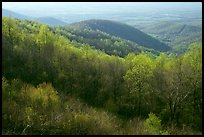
top-left (69, 19), bottom-right (171, 52)
top-left (52, 21), bottom-right (162, 57)
top-left (2, 17), bottom-right (202, 135)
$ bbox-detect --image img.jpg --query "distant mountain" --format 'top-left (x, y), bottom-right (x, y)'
top-left (52, 20), bottom-right (163, 57)
top-left (35, 17), bottom-right (67, 26)
top-left (52, 25), bottom-right (154, 57)
top-left (139, 21), bottom-right (202, 53)
top-left (2, 9), bottom-right (31, 20)
top-left (2, 9), bottom-right (67, 26)
top-left (139, 21), bottom-right (201, 35)
top-left (70, 19), bottom-right (171, 52)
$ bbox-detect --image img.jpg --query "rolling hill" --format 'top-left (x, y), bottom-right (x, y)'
top-left (2, 8), bottom-right (31, 20)
top-left (69, 19), bottom-right (171, 52)
top-left (2, 9), bottom-right (67, 26)
top-left (52, 22), bottom-right (161, 57)
top-left (35, 17), bottom-right (67, 26)
top-left (137, 21), bottom-right (202, 53)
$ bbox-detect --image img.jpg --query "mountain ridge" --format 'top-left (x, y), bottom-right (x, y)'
top-left (2, 9), bottom-right (67, 26)
top-left (2, 8), bottom-right (31, 20)
top-left (69, 19), bottom-right (171, 52)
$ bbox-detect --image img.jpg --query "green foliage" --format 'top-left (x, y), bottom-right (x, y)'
top-left (123, 53), bottom-right (156, 116)
top-left (2, 17), bottom-right (202, 135)
top-left (144, 113), bottom-right (169, 135)
top-left (2, 77), bottom-right (121, 135)
top-left (21, 83), bottom-right (60, 110)
top-left (53, 22), bottom-right (162, 57)
top-left (104, 99), bottom-right (119, 113)
top-left (68, 19), bottom-right (170, 52)
top-left (121, 118), bottom-right (147, 135)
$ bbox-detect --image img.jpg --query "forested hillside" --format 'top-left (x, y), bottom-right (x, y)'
top-left (70, 19), bottom-right (171, 52)
top-left (137, 21), bottom-right (202, 54)
top-left (51, 24), bottom-right (160, 57)
top-left (2, 17), bottom-right (202, 135)
top-left (2, 9), bottom-right (67, 26)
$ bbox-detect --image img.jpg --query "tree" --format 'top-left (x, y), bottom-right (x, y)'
top-left (144, 112), bottom-right (169, 135)
top-left (181, 44), bottom-right (202, 130)
top-left (124, 53), bottom-right (156, 116)
top-left (159, 44), bottom-right (202, 130)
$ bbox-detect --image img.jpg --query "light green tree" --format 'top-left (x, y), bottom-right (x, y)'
top-left (124, 53), bottom-right (156, 116)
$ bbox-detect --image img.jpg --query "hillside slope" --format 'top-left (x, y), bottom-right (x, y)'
top-left (2, 16), bottom-right (202, 135)
top-left (35, 17), bottom-right (67, 26)
top-left (3, 9), bottom-right (67, 26)
top-left (2, 8), bottom-right (31, 20)
top-left (138, 21), bottom-right (202, 53)
top-left (70, 19), bottom-right (171, 52)
top-left (52, 24), bottom-right (160, 57)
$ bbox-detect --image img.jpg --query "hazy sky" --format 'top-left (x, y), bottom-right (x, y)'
top-left (3, 2), bottom-right (201, 16)
top-left (2, 2), bottom-right (202, 23)
top-left (2, 2), bottom-right (201, 7)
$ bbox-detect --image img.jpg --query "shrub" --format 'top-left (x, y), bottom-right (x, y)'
top-left (144, 112), bottom-right (169, 135)
top-left (61, 99), bottom-right (119, 135)
top-left (20, 82), bottom-right (60, 111)
top-left (122, 117), bottom-right (147, 135)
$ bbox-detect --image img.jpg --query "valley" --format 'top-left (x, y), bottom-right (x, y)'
top-left (2, 2), bottom-right (202, 135)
